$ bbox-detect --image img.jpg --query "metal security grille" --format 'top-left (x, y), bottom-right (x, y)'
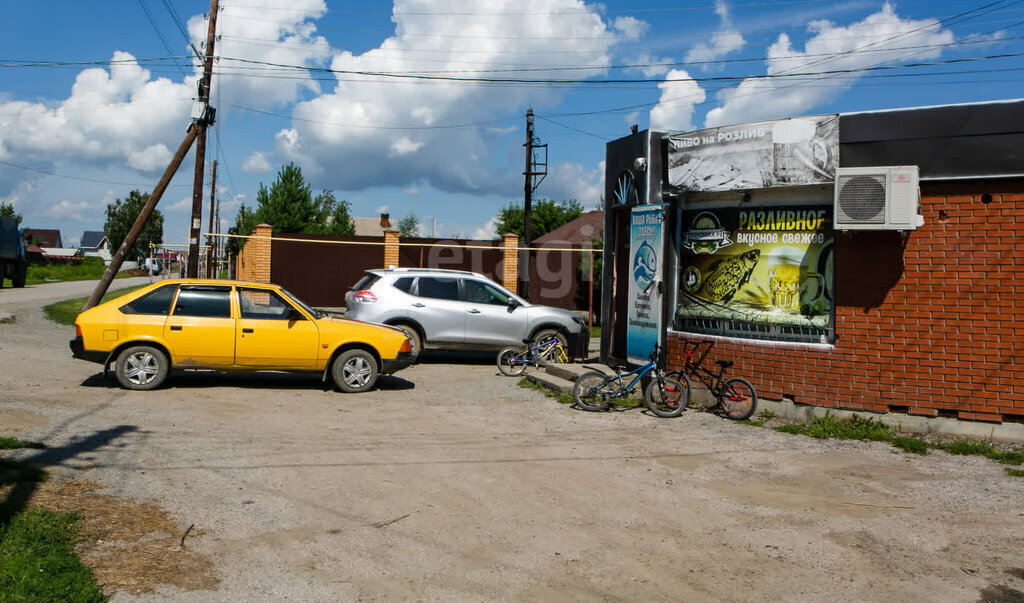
top-left (836, 174), bottom-right (886, 223)
top-left (676, 317), bottom-right (833, 345)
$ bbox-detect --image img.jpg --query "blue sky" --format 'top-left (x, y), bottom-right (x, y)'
top-left (2, 0), bottom-right (1023, 247)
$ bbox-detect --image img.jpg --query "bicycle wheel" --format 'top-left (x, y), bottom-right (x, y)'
top-left (573, 371), bottom-right (613, 411)
top-left (719, 377), bottom-right (757, 420)
top-left (644, 373), bottom-right (690, 418)
top-left (496, 347), bottom-right (528, 377)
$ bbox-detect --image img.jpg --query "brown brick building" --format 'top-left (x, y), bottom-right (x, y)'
top-left (602, 99), bottom-right (1023, 426)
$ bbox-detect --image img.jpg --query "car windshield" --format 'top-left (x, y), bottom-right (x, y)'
top-left (279, 288), bottom-right (322, 318)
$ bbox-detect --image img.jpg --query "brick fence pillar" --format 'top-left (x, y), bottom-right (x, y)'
top-left (502, 233), bottom-right (519, 294)
top-left (243, 223), bottom-right (273, 283)
top-left (383, 231), bottom-right (400, 268)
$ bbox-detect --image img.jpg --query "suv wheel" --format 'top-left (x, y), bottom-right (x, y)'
top-left (393, 324), bottom-right (421, 358)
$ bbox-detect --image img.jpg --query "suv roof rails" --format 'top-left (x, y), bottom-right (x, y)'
top-left (383, 267), bottom-right (478, 276)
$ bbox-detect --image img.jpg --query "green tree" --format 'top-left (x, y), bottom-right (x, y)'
top-left (104, 190), bottom-right (163, 258)
top-left (252, 163), bottom-right (321, 233)
top-left (397, 212), bottom-right (420, 237)
top-left (307, 190), bottom-right (355, 235)
top-left (494, 199), bottom-right (584, 241)
top-left (0, 202), bottom-right (22, 225)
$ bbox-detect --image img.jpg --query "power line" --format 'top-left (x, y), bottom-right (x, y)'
top-left (136, 0), bottom-right (189, 78)
top-left (0, 159), bottom-right (192, 188)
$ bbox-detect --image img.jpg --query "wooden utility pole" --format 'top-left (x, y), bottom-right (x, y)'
top-left (519, 108), bottom-right (547, 300)
top-left (83, 124), bottom-right (201, 310)
top-left (187, 0), bottom-right (219, 278)
top-left (205, 159), bottom-right (218, 277)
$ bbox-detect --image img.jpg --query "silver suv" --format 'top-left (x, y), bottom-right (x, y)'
top-left (345, 268), bottom-right (589, 359)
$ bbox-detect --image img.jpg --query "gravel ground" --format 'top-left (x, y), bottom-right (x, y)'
top-left (1, 282), bottom-right (1023, 601)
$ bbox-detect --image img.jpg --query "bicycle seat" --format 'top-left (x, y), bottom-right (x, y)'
top-left (715, 360), bottom-right (734, 369)
top-left (522, 338), bottom-right (533, 345)
top-left (609, 364), bottom-right (629, 372)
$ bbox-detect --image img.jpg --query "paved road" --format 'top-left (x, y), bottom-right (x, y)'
top-left (0, 276), bottom-right (161, 317)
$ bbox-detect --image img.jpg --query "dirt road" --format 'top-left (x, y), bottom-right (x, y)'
top-left (1, 284), bottom-right (1022, 601)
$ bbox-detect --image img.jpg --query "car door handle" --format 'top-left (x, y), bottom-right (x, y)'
top-left (468, 309), bottom-right (481, 314)
top-left (170, 325), bottom-right (182, 331)
top-left (242, 328), bottom-right (254, 333)
top-left (412, 303), bottom-right (425, 308)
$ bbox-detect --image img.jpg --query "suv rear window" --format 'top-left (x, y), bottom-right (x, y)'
top-left (120, 284), bottom-right (177, 315)
top-left (393, 277), bottom-right (413, 293)
top-left (351, 274), bottom-right (380, 291)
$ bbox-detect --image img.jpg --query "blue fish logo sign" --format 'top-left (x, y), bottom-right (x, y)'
top-left (633, 240), bottom-right (657, 289)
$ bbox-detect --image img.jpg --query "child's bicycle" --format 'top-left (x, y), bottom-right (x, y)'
top-left (668, 340), bottom-right (758, 420)
top-left (572, 345), bottom-right (691, 418)
top-left (496, 335), bottom-right (568, 376)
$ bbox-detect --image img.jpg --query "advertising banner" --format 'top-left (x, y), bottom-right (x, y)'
top-left (627, 204), bottom-right (666, 364)
top-left (675, 205), bottom-right (834, 343)
top-left (666, 115), bottom-right (838, 193)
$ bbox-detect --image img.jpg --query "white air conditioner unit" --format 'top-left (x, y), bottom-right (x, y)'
top-left (834, 166), bottom-right (923, 230)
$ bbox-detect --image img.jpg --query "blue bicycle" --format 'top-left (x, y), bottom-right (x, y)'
top-left (572, 345), bottom-right (691, 418)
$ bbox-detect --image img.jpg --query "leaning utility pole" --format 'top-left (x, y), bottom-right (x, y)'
top-left (83, 0), bottom-right (219, 309)
top-left (205, 159), bottom-right (218, 277)
top-left (519, 108), bottom-right (547, 300)
top-left (186, 0), bottom-right (219, 278)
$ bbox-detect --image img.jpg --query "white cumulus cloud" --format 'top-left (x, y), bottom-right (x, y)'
top-left (273, 0), bottom-right (631, 197)
top-left (242, 152), bottom-right (272, 175)
top-left (649, 70), bottom-right (707, 131)
top-left (684, 0), bottom-right (745, 70)
top-left (705, 3), bottom-right (955, 127)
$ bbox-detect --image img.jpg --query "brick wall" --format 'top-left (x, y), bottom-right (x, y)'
top-left (666, 180), bottom-right (1023, 424)
top-left (236, 224), bottom-right (272, 283)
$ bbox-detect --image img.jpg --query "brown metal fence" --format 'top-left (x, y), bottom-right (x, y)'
top-left (397, 237), bottom-right (504, 280)
top-left (270, 234), bottom-right (382, 307)
top-left (265, 234), bottom-right (598, 312)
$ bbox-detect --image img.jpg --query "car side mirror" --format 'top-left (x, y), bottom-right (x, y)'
top-left (507, 298), bottom-right (521, 311)
top-left (287, 308), bottom-right (305, 321)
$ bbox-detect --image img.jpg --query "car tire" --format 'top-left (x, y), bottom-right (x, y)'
top-left (115, 345), bottom-right (169, 390)
top-left (393, 324), bottom-right (421, 358)
top-left (332, 349), bottom-right (379, 393)
top-left (532, 328), bottom-right (568, 363)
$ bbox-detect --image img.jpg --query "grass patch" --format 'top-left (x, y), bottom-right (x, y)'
top-left (0, 437), bottom-right (45, 450)
top-left (43, 285), bottom-right (144, 326)
top-left (892, 436), bottom-right (929, 455)
top-left (0, 508), bottom-right (105, 601)
top-left (737, 419), bottom-right (765, 427)
top-left (758, 410), bottom-right (776, 420)
top-left (24, 257), bottom-right (141, 286)
top-left (1006, 468), bottom-right (1024, 478)
top-left (930, 440), bottom-right (1024, 465)
top-left (518, 378), bottom-right (576, 406)
top-left (774, 413), bottom-right (892, 441)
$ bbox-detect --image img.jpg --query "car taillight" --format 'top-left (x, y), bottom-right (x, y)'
top-left (400, 338), bottom-right (412, 353)
top-left (75, 324), bottom-right (82, 337)
top-left (353, 290), bottom-right (377, 303)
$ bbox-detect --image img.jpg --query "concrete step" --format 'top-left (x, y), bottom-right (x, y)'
top-left (524, 371), bottom-right (576, 394)
top-left (545, 362), bottom-right (613, 382)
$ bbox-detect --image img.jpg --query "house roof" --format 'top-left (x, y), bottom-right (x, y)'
top-left (24, 229), bottom-right (62, 247)
top-left (352, 213), bottom-right (396, 237)
top-left (533, 211), bottom-right (604, 245)
top-left (80, 231), bottom-right (107, 249)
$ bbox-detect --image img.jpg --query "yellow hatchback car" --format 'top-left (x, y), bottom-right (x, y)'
top-left (70, 279), bottom-right (414, 392)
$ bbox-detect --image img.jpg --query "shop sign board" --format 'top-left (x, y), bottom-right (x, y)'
top-left (627, 204), bottom-right (666, 363)
top-left (666, 115), bottom-right (839, 193)
top-left (675, 205), bottom-right (834, 343)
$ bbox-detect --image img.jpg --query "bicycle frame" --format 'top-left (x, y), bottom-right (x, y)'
top-left (602, 359), bottom-right (656, 396)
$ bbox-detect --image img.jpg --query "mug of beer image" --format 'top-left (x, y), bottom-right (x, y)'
top-left (768, 264), bottom-right (826, 312)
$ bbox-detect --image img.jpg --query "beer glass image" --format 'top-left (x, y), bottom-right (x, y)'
top-left (768, 264), bottom-right (826, 312)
